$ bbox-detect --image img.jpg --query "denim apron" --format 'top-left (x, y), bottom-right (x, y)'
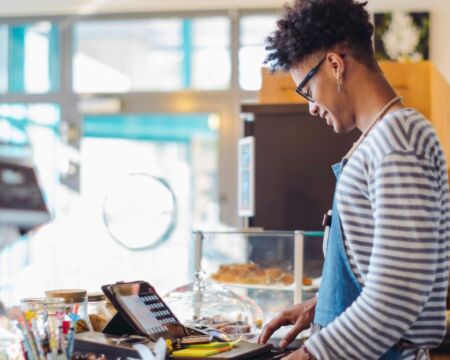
top-left (313, 159), bottom-right (403, 359)
top-left (310, 97), bottom-right (431, 359)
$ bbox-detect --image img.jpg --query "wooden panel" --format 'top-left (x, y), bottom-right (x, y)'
top-left (379, 61), bottom-right (431, 119)
top-left (259, 61), bottom-right (431, 118)
top-left (260, 68), bottom-right (307, 104)
top-left (431, 65), bottom-right (450, 164)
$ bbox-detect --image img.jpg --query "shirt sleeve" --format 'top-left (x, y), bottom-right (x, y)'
top-left (304, 152), bottom-right (441, 360)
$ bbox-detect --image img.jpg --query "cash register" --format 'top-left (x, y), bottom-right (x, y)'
top-left (0, 158), bottom-right (50, 244)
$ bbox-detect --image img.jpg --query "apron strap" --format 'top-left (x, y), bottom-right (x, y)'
top-left (322, 212), bottom-right (332, 227)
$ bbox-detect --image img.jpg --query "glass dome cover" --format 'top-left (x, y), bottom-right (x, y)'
top-left (163, 271), bottom-right (264, 334)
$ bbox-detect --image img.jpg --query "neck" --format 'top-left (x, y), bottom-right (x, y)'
top-left (351, 69), bottom-right (404, 132)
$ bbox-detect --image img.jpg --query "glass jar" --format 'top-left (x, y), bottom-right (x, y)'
top-left (87, 292), bottom-right (115, 332)
top-left (105, 298), bottom-right (117, 319)
top-left (45, 289), bottom-right (92, 333)
top-left (20, 297), bottom-right (67, 357)
top-left (20, 297), bottom-right (66, 317)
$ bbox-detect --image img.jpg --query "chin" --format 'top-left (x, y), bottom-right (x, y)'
top-left (333, 127), bottom-right (346, 134)
top-left (332, 118), bottom-right (353, 134)
top-left (334, 126), bottom-right (350, 134)
top-left (329, 119), bottom-right (343, 134)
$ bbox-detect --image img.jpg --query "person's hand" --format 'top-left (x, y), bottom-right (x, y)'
top-left (282, 347), bottom-right (315, 360)
top-left (257, 296), bottom-right (316, 348)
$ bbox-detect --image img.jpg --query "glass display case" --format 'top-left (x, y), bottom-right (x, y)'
top-left (164, 270), bottom-right (265, 340)
top-left (192, 229), bottom-right (324, 322)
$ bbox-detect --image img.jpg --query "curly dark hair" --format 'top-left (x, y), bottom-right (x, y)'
top-left (265, 0), bottom-right (375, 71)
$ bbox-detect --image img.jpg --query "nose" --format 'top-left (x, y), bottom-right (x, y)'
top-left (309, 101), bottom-right (320, 116)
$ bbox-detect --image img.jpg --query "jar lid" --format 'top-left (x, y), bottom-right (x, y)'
top-left (21, 297), bottom-right (65, 306)
top-left (87, 292), bottom-right (105, 302)
top-left (45, 289), bottom-right (87, 304)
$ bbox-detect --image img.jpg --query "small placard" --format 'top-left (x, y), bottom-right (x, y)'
top-left (238, 136), bottom-right (255, 217)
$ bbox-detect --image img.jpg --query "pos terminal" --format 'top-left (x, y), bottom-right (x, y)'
top-left (74, 281), bottom-right (274, 359)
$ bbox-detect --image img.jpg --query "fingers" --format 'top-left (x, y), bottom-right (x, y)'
top-left (257, 315), bottom-right (289, 344)
top-left (257, 321), bottom-right (278, 344)
top-left (279, 320), bottom-right (304, 348)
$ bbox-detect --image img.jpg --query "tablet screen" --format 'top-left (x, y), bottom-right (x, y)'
top-left (110, 281), bottom-right (184, 339)
top-left (120, 293), bottom-right (177, 335)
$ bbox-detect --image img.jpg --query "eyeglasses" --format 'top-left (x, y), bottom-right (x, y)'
top-left (295, 54), bottom-right (346, 103)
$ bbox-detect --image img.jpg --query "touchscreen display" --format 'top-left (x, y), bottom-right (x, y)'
top-left (120, 292), bottom-right (178, 335)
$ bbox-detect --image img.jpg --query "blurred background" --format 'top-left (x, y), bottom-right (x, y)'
top-left (0, 0), bottom-right (449, 307)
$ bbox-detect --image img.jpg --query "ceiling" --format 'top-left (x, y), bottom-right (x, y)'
top-left (0, 0), bottom-right (285, 17)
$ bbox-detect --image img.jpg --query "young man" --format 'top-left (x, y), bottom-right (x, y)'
top-left (257, 0), bottom-right (450, 359)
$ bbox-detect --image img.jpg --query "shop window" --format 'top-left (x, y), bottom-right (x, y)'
top-left (0, 103), bottom-right (60, 305)
top-left (0, 239), bottom-right (28, 305)
top-left (0, 103), bottom-right (59, 128)
top-left (239, 15), bottom-right (278, 91)
top-left (0, 22), bottom-right (59, 94)
top-left (0, 103), bottom-right (60, 204)
top-left (0, 25), bottom-right (7, 94)
top-left (80, 113), bottom-right (219, 294)
top-left (74, 19), bottom-right (183, 93)
top-left (191, 17), bottom-right (230, 90)
top-left (24, 22), bottom-right (58, 93)
top-left (74, 17), bottom-right (230, 93)
top-left (2, 112), bottom-right (220, 303)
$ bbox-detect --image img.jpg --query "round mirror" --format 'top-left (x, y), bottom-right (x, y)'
top-left (103, 173), bottom-right (177, 250)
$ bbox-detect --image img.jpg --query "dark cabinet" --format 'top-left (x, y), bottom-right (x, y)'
top-left (242, 103), bottom-right (360, 231)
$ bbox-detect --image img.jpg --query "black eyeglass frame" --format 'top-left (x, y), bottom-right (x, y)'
top-left (295, 53), bottom-right (346, 102)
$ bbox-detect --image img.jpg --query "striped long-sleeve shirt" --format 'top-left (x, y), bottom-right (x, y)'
top-left (305, 108), bottom-right (450, 360)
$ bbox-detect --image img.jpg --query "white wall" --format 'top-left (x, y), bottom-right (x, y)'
top-left (367, 0), bottom-right (450, 83)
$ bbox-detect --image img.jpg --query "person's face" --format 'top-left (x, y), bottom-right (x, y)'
top-left (290, 53), bottom-right (354, 134)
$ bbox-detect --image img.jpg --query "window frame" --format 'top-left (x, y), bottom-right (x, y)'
top-left (0, 7), bottom-right (279, 230)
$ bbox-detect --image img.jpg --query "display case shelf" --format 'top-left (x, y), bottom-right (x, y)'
top-left (193, 229), bottom-right (324, 320)
top-left (211, 281), bottom-right (295, 291)
top-left (210, 281), bottom-right (320, 293)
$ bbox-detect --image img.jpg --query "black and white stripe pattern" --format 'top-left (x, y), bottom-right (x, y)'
top-left (306, 109), bottom-right (450, 360)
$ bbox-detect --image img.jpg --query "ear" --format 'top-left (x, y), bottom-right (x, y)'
top-left (326, 53), bottom-right (345, 80)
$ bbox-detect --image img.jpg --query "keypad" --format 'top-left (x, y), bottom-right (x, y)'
top-left (139, 292), bottom-right (177, 326)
